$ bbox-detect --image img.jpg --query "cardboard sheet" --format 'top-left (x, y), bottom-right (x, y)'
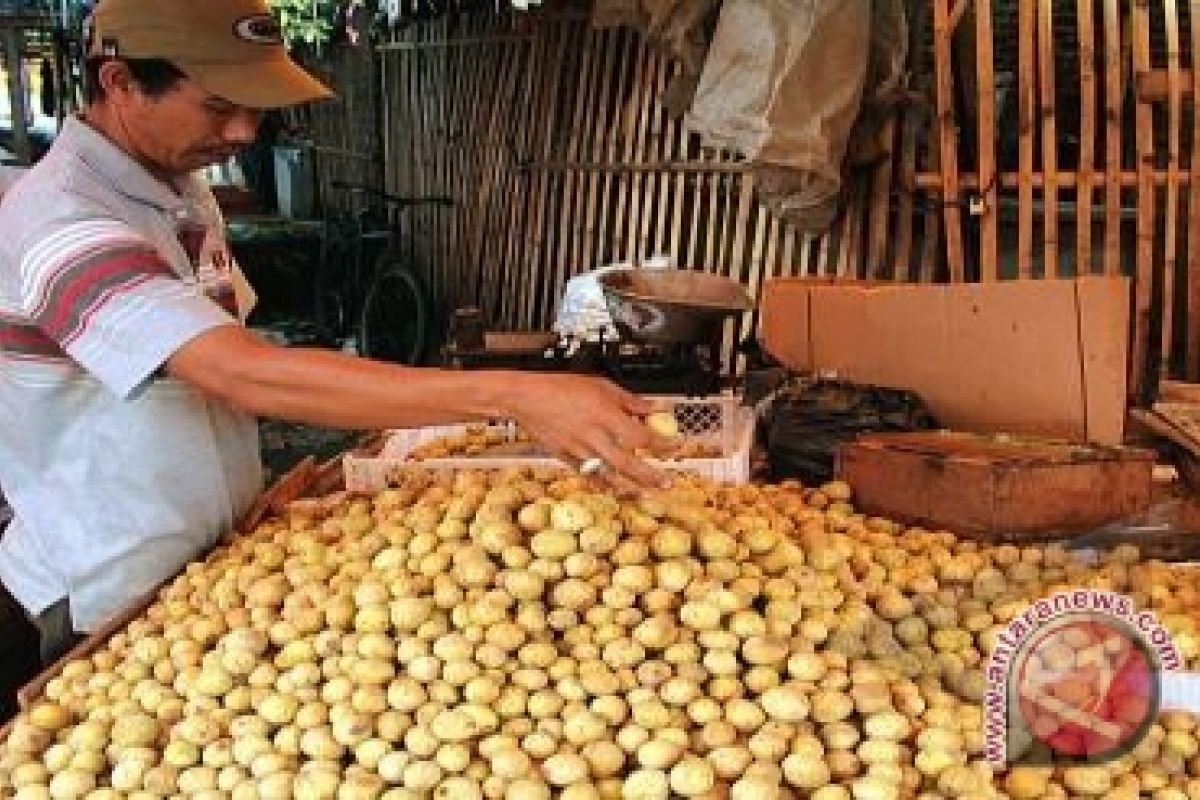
top-left (760, 277), bottom-right (1131, 444)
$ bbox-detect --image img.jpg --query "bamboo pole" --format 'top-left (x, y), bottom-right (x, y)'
top-left (565, 28), bottom-right (599, 277)
top-left (1163, 0), bottom-right (1182, 376)
top-left (1131, 0), bottom-right (1157, 401)
top-left (895, 108), bottom-right (921, 281)
top-left (614, 39), bottom-right (651, 263)
top-left (1039, 0), bottom-right (1060, 277)
top-left (868, 118), bottom-right (898, 279)
top-left (933, 0), bottom-right (966, 281)
top-left (1189, 0), bottom-right (1200, 378)
top-left (1103, 0), bottom-right (1123, 277)
top-left (1077, 0), bottom-right (1097, 275)
top-left (1018, 0), bottom-right (1038, 278)
top-left (976, 0), bottom-right (998, 280)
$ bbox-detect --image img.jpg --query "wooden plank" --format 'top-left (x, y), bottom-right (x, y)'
top-left (615, 39), bottom-right (652, 264)
top-left (1163, 0), bottom-right (1182, 377)
top-left (1132, 0), bottom-right (1156, 401)
top-left (933, 0), bottom-right (966, 281)
top-left (1137, 68), bottom-right (1199, 99)
top-left (1077, 0), bottom-right (1098, 276)
top-left (921, 65), bottom-right (945, 283)
top-left (1039, 0), bottom-right (1061, 277)
top-left (411, 45), bottom-right (430, 300)
top-left (842, 189), bottom-right (861, 278)
top-left (1103, 0), bottom-right (1124, 277)
top-left (722, 165), bottom-right (747, 280)
top-left (501, 31), bottom-right (543, 328)
top-left (581, 29), bottom-right (619, 273)
top-left (462, 41), bottom-right (500, 306)
top-left (686, 156), bottom-right (707, 272)
top-left (1154, 402), bottom-right (1200, 449)
top-left (628, 49), bottom-right (663, 266)
top-left (895, 107), bottom-right (921, 281)
top-left (704, 155), bottom-right (724, 273)
top-left (867, 118), bottom-right (897, 278)
top-left (551, 24), bottom-right (592, 325)
top-left (650, 58), bottom-right (677, 261)
top-left (1131, 408), bottom-right (1200, 458)
top-left (670, 67), bottom-right (690, 267)
top-left (976, 0), bottom-right (999, 280)
top-left (762, 212), bottom-right (782, 284)
top-left (596, 32), bottom-right (635, 269)
top-left (914, 168), bottom-right (1200, 189)
top-left (456, 36), bottom-right (489, 305)
top-left (526, 25), bottom-right (569, 329)
top-left (566, 29), bottom-right (600, 278)
top-left (1160, 379), bottom-right (1200, 404)
top-left (1018, 0), bottom-right (1039, 279)
top-left (470, 40), bottom-right (522, 318)
top-left (437, 34), bottom-right (453, 305)
top-left (1189, 0), bottom-right (1200, 378)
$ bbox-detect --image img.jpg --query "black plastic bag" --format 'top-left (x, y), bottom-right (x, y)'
top-left (761, 376), bottom-right (938, 485)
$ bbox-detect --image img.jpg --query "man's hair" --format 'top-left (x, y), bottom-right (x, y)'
top-left (83, 57), bottom-right (186, 104)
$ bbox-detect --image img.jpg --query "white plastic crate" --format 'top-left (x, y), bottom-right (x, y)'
top-left (344, 395), bottom-right (754, 491)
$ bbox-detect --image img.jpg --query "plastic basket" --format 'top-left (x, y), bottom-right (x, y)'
top-left (344, 395), bottom-right (754, 491)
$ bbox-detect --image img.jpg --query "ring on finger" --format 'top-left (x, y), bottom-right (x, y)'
top-left (578, 457), bottom-right (607, 476)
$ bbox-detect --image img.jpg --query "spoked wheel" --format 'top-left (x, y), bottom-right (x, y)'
top-left (358, 261), bottom-right (431, 366)
top-left (312, 226), bottom-right (353, 346)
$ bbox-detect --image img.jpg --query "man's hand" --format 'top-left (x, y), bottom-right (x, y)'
top-left (505, 373), bottom-right (673, 493)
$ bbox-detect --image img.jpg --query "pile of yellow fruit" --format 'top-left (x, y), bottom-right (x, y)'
top-left (2, 468), bottom-right (1198, 799)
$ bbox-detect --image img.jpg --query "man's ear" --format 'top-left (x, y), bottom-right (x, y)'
top-left (96, 60), bottom-right (139, 100)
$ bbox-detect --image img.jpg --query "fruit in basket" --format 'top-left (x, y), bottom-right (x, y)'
top-left (2, 470), bottom-right (1199, 798)
top-left (407, 420), bottom-right (722, 463)
top-left (646, 411), bottom-right (681, 440)
top-left (409, 425), bottom-right (535, 461)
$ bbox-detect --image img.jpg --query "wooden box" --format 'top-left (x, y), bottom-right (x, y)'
top-left (836, 432), bottom-right (1156, 542)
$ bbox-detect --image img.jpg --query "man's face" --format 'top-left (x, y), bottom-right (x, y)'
top-left (111, 69), bottom-right (262, 176)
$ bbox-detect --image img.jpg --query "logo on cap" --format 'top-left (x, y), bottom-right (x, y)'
top-left (233, 14), bottom-right (283, 46)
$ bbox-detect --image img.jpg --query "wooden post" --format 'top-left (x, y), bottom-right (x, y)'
top-left (3, 26), bottom-right (30, 165)
top-left (1188, 0), bottom-right (1200, 378)
top-left (1163, 0), bottom-right (1181, 377)
top-left (933, 0), bottom-right (966, 282)
top-left (1076, 0), bottom-right (1097, 275)
top-left (1018, 0), bottom-right (1038, 278)
top-left (1038, 0), bottom-right (1060, 277)
top-left (1131, 0), bottom-right (1156, 402)
top-left (1102, 0), bottom-right (1123, 277)
top-left (976, 0), bottom-right (998, 280)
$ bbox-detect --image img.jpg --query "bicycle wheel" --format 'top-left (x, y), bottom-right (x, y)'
top-left (312, 224), bottom-right (352, 345)
top-left (358, 260), bottom-right (431, 366)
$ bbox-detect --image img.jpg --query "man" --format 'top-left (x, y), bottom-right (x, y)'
top-left (0, 0), bottom-right (665, 669)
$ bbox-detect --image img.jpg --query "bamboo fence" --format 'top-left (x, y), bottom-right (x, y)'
top-left (300, 2), bottom-right (1200, 394)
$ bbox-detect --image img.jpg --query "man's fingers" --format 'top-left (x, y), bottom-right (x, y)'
top-left (591, 434), bottom-right (673, 491)
top-left (595, 378), bottom-right (654, 416)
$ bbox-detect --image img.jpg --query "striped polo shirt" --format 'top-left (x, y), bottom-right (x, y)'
top-left (0, 117), bottom-right (263, 632)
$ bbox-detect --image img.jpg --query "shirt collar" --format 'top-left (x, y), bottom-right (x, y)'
top-left (59, 116), bottom-right (207, 216)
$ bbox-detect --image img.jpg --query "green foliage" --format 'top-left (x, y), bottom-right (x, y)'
top-left (267, 0), bottom-right (341, 50)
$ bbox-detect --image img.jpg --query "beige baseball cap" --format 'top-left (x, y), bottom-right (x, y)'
top-left (88, 0), bottom-right (334, 109)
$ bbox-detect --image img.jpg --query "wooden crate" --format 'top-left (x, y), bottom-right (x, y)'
top-left (836, 432), bottom-right (1156, 542)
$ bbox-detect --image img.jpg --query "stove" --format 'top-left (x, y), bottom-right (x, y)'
top-left (443, 331), bottom-right (724, 396)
